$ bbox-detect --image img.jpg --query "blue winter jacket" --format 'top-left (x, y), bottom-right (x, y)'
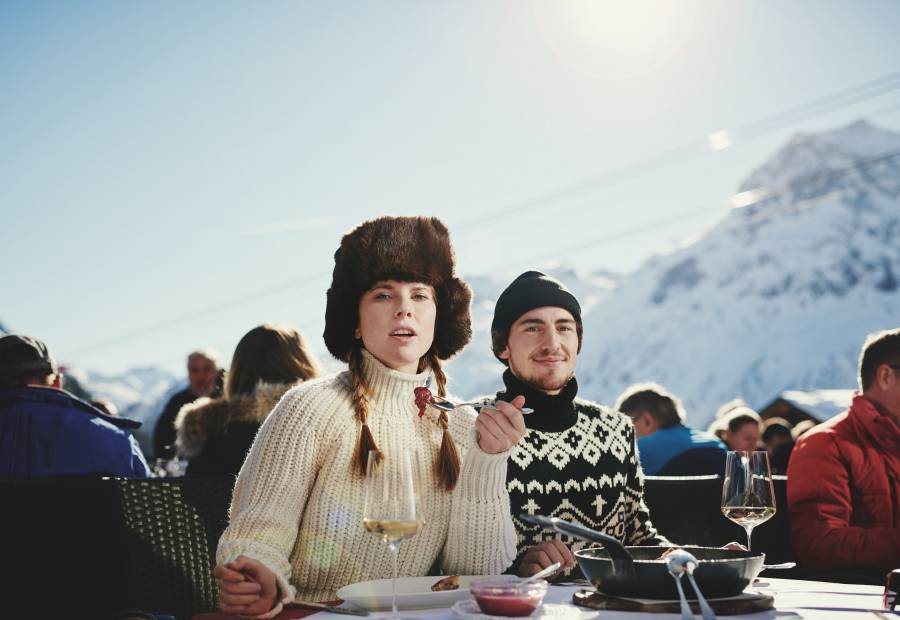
top-left (0, 386), bottom-right (150, 478)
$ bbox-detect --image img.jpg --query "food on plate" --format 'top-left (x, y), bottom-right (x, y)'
top-left (469, 578), bottom-right (548, 617)
top-left (414, 386), bottom-right (433, 418)
top-left (431, 575), bottom-right (460, 591)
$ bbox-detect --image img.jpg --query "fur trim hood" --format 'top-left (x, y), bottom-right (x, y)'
top-left (323, 215), bottom-right (472, 362)
top-left (174, 381), bottom-right (293, 459)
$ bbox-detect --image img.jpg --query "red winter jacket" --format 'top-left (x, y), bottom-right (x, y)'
top-left (788, 395), bottom-right (900, 571)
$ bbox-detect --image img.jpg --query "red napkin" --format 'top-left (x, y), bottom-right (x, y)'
top-left (193, 600), bottom-right (343, 620)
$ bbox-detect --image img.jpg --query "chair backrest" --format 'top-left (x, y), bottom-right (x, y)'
top-left (643, 474), bottom-right (793, 563)
top-left (0, 476), bottom-right (234, 620)
top-left (656, 447), bottom-right (726, 477)
top-left (114, 477), bottom-right (235, 619)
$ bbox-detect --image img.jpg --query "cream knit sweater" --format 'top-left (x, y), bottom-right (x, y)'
top-left (217, 350), bottom-right (518, 616)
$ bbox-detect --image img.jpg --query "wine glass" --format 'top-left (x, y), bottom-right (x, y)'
top-left (721, 450), bottom-right (776, 551)
top-left (362, 448), bottom-right (424, 620)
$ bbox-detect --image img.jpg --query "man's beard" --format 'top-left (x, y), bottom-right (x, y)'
top-left (510, 359), bottom-right (574, 395)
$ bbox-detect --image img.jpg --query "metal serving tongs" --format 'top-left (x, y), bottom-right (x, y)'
top-left (666, 549), bottom-right (717, 620)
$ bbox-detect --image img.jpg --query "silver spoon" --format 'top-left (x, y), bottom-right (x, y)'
top-left (667, 549), bottom-right (717, 620)
top-left (665, 554), bottom-right (695, 620)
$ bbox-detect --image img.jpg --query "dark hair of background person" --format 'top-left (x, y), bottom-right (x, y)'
top-left (725, 408), bottom-right (763, 433)
top-left (762, 417), bottom-right (793, 444)
top-left (615, 382), bottom-right (685, 429)
top-left (225, 323), bottom-right (322, 398)
top-left (858, 327), bottom-right (900, 391)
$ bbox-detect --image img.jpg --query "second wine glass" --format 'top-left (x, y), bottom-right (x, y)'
top-left (721, 450), bottom-right (776, 551)
top-left (362, 447), bottom-right (424, 620)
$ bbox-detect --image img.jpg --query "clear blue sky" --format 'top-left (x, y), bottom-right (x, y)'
top-left (3, 0), bottom-right (900, 375)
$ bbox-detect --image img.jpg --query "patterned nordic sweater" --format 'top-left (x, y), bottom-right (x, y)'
top-left (488, 371), bottom-right (668, 573)
top-left (217, 350), bottom-right (517, 617)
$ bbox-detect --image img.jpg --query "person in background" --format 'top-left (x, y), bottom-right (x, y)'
top-left (788, 327), bottom-right (900, 581)
top-left (478, 271), bottom-right (668, 579)
top-left (0, 334), bottom-right (149, 478)
top-left (175, 323), bottom-right (322, 478)
top-left (719, 406), bottom-right (763, 452)
top-left (616, 382), bottom-right (726, 476)
top-left (762, 417), bottom-right (794, 474)
top-left (214, 216), bottom-right (525, 617)
top-left (153, 348), bottom-right (222, 459)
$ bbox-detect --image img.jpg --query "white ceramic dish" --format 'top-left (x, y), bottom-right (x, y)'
top-left (337, 575), bottom-right (504, 611)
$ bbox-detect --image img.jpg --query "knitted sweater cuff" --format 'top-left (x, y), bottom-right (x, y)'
top-left (456, 428), bottom-right (511, 501)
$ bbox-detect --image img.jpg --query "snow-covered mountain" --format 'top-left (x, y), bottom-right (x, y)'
top-left (576, 120), bottom-right (900, 427)
top-left (63, 365), bottom-right (181, 454)
top-left (452, 120), bottom-right (900, 429)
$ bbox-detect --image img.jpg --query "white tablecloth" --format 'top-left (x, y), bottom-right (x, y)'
top-left (317, 577), bottom-right (886, 619)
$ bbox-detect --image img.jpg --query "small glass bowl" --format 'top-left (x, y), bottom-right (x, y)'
top-left (469, 578), bottom-right (549, 617)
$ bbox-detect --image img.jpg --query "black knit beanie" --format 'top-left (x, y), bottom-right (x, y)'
top-left (490, 271), bottom-right (582, 362)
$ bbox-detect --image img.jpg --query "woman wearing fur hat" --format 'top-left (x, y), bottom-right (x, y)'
top-left (214, 216), bottom-right (526, 618)
top-left (173, 323), bottom-right (322, 478)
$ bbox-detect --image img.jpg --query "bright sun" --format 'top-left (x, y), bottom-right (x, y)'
top-left (531, 0), bottom-right (700, 78)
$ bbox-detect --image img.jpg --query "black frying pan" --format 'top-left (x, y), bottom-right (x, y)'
top-left (520, 514), bottom-right (764, 599)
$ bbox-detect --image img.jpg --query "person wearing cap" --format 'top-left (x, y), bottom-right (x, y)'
top-left (615, 382), bottom-right (726, 476)
top-left (0, 334), bottom-right (150, 478)
top-left (482, 271), bottom-right (668, 578)
top-left (153, 348), bottom-right (223, 459)
top-left (788, 327), bottom-right (900, 582)
top-left (214, 216), bottom-right (525, 618)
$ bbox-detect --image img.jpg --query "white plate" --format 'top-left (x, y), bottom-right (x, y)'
top-left (337, 575), bottom-right (504, 611)
top-left (451, 600), bottom-right (600, 619)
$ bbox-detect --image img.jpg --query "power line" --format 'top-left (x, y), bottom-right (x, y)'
top-left (514, 147), bottom-right (900, 269)
top-left (65, 74), bottom-right (900, 358)
top-left (455, 69), bottom-right (900, 231)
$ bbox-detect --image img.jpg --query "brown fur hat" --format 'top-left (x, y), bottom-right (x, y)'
top-left (324, 216), bottom-right (472, 362)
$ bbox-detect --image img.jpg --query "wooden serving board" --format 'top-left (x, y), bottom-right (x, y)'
top-left (572, 589), bottom-right (774, 615)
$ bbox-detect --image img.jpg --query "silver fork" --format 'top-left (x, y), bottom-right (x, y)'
top-left (428, 393), bottom-right (533, 415)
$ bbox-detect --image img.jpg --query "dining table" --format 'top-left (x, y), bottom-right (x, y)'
top-left (196, 577), bottom-right (889, 620)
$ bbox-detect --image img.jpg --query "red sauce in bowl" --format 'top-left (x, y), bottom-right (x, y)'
top-left (469, 578), bottom-right (548, 617)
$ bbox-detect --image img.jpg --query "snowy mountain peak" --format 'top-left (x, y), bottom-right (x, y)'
top-left (737, 121), bottom-right (900, 206)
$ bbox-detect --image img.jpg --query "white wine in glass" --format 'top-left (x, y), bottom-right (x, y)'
top-left (721, 450), bottom-right (776, 551)
top-left (363, 448), bottom-right (424, 620)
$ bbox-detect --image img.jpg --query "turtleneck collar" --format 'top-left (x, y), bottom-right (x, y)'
top-left (498, 368), bottom-right (578, 432)
top-left (359, 348), bottom-right (429, 415)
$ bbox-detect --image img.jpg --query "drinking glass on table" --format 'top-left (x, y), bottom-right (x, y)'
top-left (721, 450), bottom-right (776, 551)
top-left (363, 448), bottom-right (424, 620)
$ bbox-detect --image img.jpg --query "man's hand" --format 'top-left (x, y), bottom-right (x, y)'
top-left (475, 395), bottom-right (527, 454)
top-left (518, 538), bottom-right (576, 578)
top-left (213, 555), bottom-right (279, 617)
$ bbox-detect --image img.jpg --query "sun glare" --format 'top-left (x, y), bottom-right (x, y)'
top-left (532, 0), bottom-right (700, 78)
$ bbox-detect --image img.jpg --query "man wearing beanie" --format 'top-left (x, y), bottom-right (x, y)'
top-left (484, 271), bottom-right (667, 577)
top-left (0, 334), bottom-right (150, 478)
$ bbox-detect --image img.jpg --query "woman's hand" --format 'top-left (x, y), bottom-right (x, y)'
top-left (475, 395), bottom-right (527, 454)
top-left (213, 555), bottom-right (279, 617)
